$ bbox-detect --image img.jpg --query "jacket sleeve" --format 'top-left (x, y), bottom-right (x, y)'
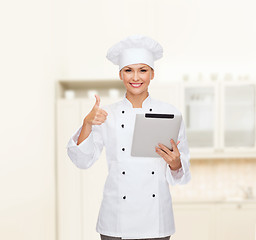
top-left (66, 124), bottom-right (104, 169)
top-left (166, 116), bottom-right (191, 185)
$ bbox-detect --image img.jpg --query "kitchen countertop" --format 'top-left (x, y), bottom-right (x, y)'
top-left (172, 198), bottom-right (256, 204)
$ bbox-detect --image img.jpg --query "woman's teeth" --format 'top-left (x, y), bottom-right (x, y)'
top-left (130, 83), bottom-right (142, 88)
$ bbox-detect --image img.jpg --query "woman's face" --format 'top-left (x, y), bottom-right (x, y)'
top-left (119, 63), bottom-right (154, 97)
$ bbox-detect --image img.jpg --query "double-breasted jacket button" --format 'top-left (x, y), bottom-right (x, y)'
top-left (122, 171), bottom-right (125, 175)
top-left (152, 194), bottom-right (156, 197)
top-left (122, 110), bottom-right (125, 114)
top-left (149, 108), bottom-right (152, 111)
top-left (152, 171), bottom-right (155, 174)
top-left (123, 196), bottom-right (126, 199)
top-left (122, 148), bottom-right (125, 151)
top-left (121, 124), bottom-right (124, 128)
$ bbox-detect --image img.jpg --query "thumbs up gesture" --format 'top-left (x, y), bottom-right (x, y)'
top-left (84, 94), bottom-right (108, 126)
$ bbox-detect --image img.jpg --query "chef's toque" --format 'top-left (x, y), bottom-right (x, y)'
top-left (106, 35), bottom-right (163, 71)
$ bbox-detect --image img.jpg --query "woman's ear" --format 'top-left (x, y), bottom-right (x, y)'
top-left (119, 70), bottom-right (122, 80)
top-left (151, 69), bottom-right (154, 80)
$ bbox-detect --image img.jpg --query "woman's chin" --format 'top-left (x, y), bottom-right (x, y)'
top-left (127, 89), bottom-right (148, 96)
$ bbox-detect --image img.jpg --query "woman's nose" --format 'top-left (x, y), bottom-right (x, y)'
top-left (133, 71), bottom-right (139, 81)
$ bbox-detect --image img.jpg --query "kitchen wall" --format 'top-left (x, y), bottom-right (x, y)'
top-left (53, 0), bottom-right (256, 80)
top-left (0, 0), bottom-right (56, 240)
top-left (172, 159), bottom-right (256, 201)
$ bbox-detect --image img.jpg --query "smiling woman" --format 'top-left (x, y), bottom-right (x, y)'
top-left (66, 35), bottom-right (191, 240)
top-left (119, 64), bottom-right (154, 108)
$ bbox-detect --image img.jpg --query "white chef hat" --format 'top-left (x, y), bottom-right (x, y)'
top-left (106, 35), bottom-right (163, 71)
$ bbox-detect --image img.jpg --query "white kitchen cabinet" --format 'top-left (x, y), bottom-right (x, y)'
top-left (181, 82), bottom-right (218, 152)
top-left (182, 80), bottom-right (256, 159)
top-left (80, 97), bottom-right (117, 240)
top-left (56, 80), bottom-right (125, 240)
top-left (57, 98), bottom-right (116, 240)
top-left (172, 203), bottom-right (215, 240)
top-left (220, 82), bottom-right (256, 156)
top-left (56, 99), bottom-right (83, 240)
top-left (172, 201), bottom-right (256, 240)
top-left (216, 203), bottom-right (256, 240)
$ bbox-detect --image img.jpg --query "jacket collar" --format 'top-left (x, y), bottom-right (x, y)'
top-left (122, 92), bottom-right (152, 109)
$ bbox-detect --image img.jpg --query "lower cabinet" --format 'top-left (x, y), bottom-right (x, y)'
top-left (57, 97), bottom-right (118, 240)
top-left (172, 202), bottom-right (256, 240)
top-left (172, 203), bottom-right (215, 240)
top-left (216, 203), bottom-right (256, 240)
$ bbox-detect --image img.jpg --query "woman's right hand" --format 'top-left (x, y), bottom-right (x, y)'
top-left (83, 94), bottom-right (108, 126)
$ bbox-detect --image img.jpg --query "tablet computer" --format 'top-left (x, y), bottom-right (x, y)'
top-left (131, 113), bottom-right (182, 158)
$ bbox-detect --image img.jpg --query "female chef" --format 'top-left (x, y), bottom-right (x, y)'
top-left (66, 35), bottom-right (191, 240)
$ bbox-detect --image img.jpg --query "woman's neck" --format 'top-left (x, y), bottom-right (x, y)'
top-left (126, 91), bottom-right (149, 108)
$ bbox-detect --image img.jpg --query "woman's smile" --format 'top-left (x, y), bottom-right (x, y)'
top-left (130, 83), bottom-right (143, 88)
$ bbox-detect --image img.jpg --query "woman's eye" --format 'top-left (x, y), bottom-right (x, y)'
top-left (141, 69), bottom-right (147, 72)
top-left (125, 69), bottom-right (131, 72)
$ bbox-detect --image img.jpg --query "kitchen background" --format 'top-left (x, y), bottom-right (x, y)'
top-left (0, 0), bottom-right (256, 240)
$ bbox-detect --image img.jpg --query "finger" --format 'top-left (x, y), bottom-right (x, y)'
top-left (100, 109), bottom-right (108, 117)
top-left (94, 114), bottom-right (107, 122)
top-left (177, 140), bottom-right (180, 145)
top-left (94, 94), bottom-right (100, 107)
top-left (92, 120), bottom-right (104, 125)
top-left (170, 139), bottom-right (179, 152)
top-left (96, 110), bottom-right (108, 119)
top-left (155, 146), bottom-right (170, 159)
top-left (170, 139), bottom-right (181, 160)
top-left (158, 143), bottom-right (173, 156)
top-left (155, 146), bottom-right (166, 158)
top-left (155, 146), bottom-right (171, 163)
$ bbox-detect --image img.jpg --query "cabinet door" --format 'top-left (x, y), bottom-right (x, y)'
top-left (182, 83), bottom-right (218, 150)
top-left (221, 83), bottom-right (256, 149)
top-left (172, 203), bottom-right (215, 240)
top-left (216, 203), bottom-right (256, 240)
top-left (57, 96), bottom-right (122, 240)
top-left (56, 99), bottom-right (83, 240)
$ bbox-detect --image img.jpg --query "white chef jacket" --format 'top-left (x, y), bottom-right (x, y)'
top-left (66, 93), bottom-right (191, 239)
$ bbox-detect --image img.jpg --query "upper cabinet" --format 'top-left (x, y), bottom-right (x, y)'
top-left (221, 82), bottom-right (255, 148)
top-left (182, 80), bottom-right (256, 159)
top-left (182, 82), bottom-right (218, 149)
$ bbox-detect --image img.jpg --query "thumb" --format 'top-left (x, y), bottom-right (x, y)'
top-left (94, 94), bottom-right (100, 107)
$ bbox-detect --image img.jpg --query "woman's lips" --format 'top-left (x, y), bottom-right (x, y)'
top-left (130, 83), bottom-right (143, 88)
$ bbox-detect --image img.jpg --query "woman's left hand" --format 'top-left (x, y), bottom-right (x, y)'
top-left (155, 139), bottom-right (182, 171)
